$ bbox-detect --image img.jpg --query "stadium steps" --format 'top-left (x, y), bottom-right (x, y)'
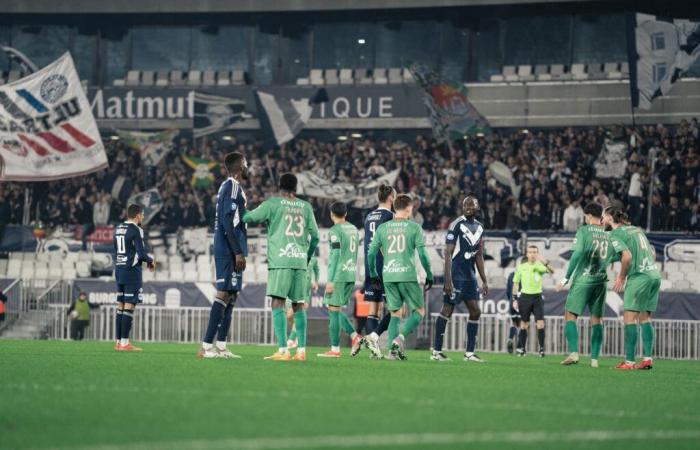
top-left (0, 310), bottom-right (51, 340)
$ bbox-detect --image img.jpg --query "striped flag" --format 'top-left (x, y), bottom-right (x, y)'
top-left (193, 92), bottom-right (252, 139)
top-left (255, 88), bottom-right (328, 146)
top-left (0, 52), bottom-right (107, 181)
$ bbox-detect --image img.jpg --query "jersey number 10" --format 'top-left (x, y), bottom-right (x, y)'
top-left (116, 235), bottom-right (126, 254)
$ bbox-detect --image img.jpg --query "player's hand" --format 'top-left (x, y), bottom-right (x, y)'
top-left (481, 283), bottom-right (489, 297)
top-left (147, 261), bottom-right (156, 272)
top-left (370, 277), bottom-right (382, 291)
top-left (444, 281), bottom-right (453, 299)
top-left (512, 300), bottom-right (519, 312)
top-left (325, 282), bottom-right (334, 294)
top-left (424, 278), bottom-right (434, 292)
top-left (235, 255), bottom-right (246, 272)
top-left (312, 281), bottom-right (319, 293)
top-left (613, 276), bottom-right (626, 293)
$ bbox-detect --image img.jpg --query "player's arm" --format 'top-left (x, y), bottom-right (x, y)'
top-left (512, 265), bottom-right (522, 297)
top-left (311, 258), bottom-right (320, 291)
top-left (506, 272), bottom-right (514, 301)
top-left (306, 206), bottom-right (320, 262)
top-left (475, 241), bottom-right (489, 296)
top-left (367, 229), bottom-right (382, 279)
top-left (415, 228), bottom-right (433, 290)
top-left (222, 186), bottom-right (245, 271)
top-left (559, 230), bottom-right (583, 289)
top-left (326, 230), bottom-right (340, 294)
top-left (443, 222), bottom-right (458, 297)
top-left (242, 200), bottom-right (269, 224)
top-left (133, 227), bottom-right (154, 268)
top-left (610, 233), bottom-right (630, 292)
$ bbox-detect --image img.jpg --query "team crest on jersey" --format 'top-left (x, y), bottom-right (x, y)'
top-left (459, 223), bottom-right (483, 246)
top-left (384, 259), bottom-right (409, 273)
top-left (278, 243), bottom-right (305, 259)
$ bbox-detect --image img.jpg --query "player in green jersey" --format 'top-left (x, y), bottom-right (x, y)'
top-left (286, 255), bottom-right (319, 350)
top-left (557, 203), bottom-right (608, 368)
top-left (243, 173), bottom-right (320, 361)
top-left (603, 206), bottom-right (661, 371)
top-left (318, 202), bottom-right (365, 358)
top-left (367, 194), bottom-right (433, 361)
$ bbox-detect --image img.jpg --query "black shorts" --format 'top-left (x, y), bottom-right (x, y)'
top-left (518, 293), bottom-right (544, 321)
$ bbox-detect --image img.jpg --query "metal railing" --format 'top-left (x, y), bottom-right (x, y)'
top-left (47, 304), bottom-right (274, 345)
top-left (430, 313), bottom-right (700, 360)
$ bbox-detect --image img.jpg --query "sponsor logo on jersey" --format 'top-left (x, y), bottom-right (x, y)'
top-left (278, 243), bottom-right (306, 259)
top-left (383, 259), bottom-right (409, 273)
top-left (459, 223), bottom-right (483, 246)
top-left (462, 250), bottom-right (478, 260)
top-left (341, 258), bottom-right (356, 272)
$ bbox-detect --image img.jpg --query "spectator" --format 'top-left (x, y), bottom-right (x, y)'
top-left (67, 291), bottom-right (98, 340)
top-left (563, 200), bottom-right (584, 232)
top-left (0, 289), bottom-right (7, 323)
top-left (93, 193), bottom-right (112, 226)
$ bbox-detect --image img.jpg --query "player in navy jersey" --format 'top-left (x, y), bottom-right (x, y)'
top-left (197, 152), bottom-right (248, 359)
top-left (113, 204), bottom-right (155, 351)
top-left (431, 195), bottom-right (489, 362)
top-left (361, 185), bottom-right (395, 358)
top-left (505, 268), bottom-right (522, 353)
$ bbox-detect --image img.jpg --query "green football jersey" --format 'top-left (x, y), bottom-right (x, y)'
top-left (367, 219), bottom-right (433, 283)
top-left (568, 224), bottom-right (609, 285)
top-left (243, 196), bottom-right (319, 270)
top-left (328, 222), bottom-right (359, 283)
top-left (609, 225), bottom-right (661, 279)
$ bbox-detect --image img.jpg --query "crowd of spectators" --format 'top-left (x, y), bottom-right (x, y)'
top-left (1, 119), bottom-right (699, 238)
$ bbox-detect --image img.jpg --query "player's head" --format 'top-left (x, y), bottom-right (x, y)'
top-left (224, 152), bottom-right (248, 180)
top-left (583, 202), bottom-right (603, 226)
top-left (463, 195), bottom-right (479, 219)
top-left (602, 205), bottom-right (628, 230)
top-left (393, 194), bottom-right (414, 218)
top-left (377, 184), bottom-right (396, 206)
top-left (330, 201), bottom-right (347, 223)
top-left (279, 173), bottom-right (297, 194)
top-left (526, 245), bottom-right (539, 263)
top-left (127, 204), bottom-right (144, 225)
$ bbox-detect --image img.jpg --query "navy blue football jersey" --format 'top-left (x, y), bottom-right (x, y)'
top-left (213, 178), bottom-right (248, 258)
top-left (363, 207), bottom-right (394, 280)
top-left (445, 216), bottom-right (484, 282)
top-left (114, 221), bottom-right (153, 283)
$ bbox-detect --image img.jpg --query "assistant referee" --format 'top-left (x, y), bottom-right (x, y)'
top-left (513, 245), bottom-right (554, 357)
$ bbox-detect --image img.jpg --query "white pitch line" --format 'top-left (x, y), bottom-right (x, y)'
top-left (44, 429), bottom-right (700, 450)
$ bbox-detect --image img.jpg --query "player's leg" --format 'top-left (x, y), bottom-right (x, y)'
top-left (364, 279), bottom-right (381, 335)
top-left (114, 287), bottom-right (125, 350)
top-left (336, 283), bottom-right (366, 357)
top-left (215, 290), bottom-right (241, 359)
top-left (616, 277), bottom-right (644, 370)
top-left (431, 301), bottom-right (454, 361)
top-left (200, 258), bottom-right (235, 358)
top-left (365, 281), bottom-right (390, 352)
top-left (286, 299), bottom-right (298, 348)
top-left (562, 283), bottom-right (586, 364)
top-left (389, 283), bottom-right (424, 361)
top-left (534, 295), bottom-right (545, 357)
top-left (383, 283), bottom-right (404, 360)
top-left (118, 285), bottom-right (142, 351)
top-left (291, 301), bottom-right (308, 360)
top-left (507, 311), bottom-right (521, 353)
top-left (264, 269), bottom-right (293, 361)
top-left (638, 278), bottom-right (660, 370)
top-left (464, 293), bottom-right (483, 362)
top-left (588, 283), bottom-right (607, 368)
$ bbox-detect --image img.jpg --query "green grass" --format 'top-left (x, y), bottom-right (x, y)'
top-left (1, 341), bottom-right (700, 450)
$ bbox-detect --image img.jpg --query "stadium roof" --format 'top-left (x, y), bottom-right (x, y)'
top-left (0, 0), bottom-right (608, 14)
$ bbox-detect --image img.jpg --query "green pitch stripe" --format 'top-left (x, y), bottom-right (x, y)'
top-left (57, 430), bottom-right (700, 450)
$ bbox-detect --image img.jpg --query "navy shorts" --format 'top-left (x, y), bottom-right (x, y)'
top-left (117, 281), bottom-right (143, 304)
top-left (363, 277), bottom-right (384, 302)
top-left (444, 279), bottom-right (480, 305)
top-left (215, 257), bottom-right (242, 292)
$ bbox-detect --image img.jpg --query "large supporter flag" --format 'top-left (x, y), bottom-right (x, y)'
top-left (128, 188), bottom-right (163, 225)
top-left (193, 92), bottom-right (251, 138)
top-left (296, 169), bottom-right (399, 208)
top-left (255, 88), bottom-right (328, 146)
top-left (116, 128), bottom-right (178, 166)
top-left (0, 52), bottom-right (107, 181)
top-left (182, 155), bottom-right (218, 189)
top-left (628, 13), bottom-right (700, 109)
top-left (408, 63), bottom-right (490, 142)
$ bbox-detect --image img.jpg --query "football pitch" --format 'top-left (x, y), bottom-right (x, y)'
top-left (2, 341), bottom-right (700, 450)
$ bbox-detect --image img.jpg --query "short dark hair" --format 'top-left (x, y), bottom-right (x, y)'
top-left (330, 201), bottom-right (347, 217)
top-left (604, 205), bottom-right (629, 224)
top-left (377, 184), bottom-right (395, 203)
top-left (127, 204), bottom-right (143, 219)
top-left (527, 244), bottom-right (539, 251)
top-left (393, 194), bottom-right (413, 211)
top-left (224, 152), bottom-right (244, 174)
top-left (279, 173), bottom-right (297, 192)
top-left (583, 202), bottom-right (603, 218)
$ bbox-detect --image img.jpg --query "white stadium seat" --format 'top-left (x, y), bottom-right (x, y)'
top-left (187, 70), bottom-right (202, 86)
top-left (232, 69), bottom-right (246, 85)
top-left (324, 69), bottom-right (339, 85)
top-left (48, 267), bottom-right (62, 279)
top-left (373, 68), bottom-right (388, 84)
top-left (184, 271), bottom-right (198, 282)
top-left (571, 63), bottom-right (588, 80)
top-left (309, 69), bottom-right (324, 85)
top-left (387, 68), bottom-right (403, 84)
top-left (339, 68), bottom-right (353, 85)
top-left (21, 266), bottom-right (34, 280)
top-left (76, 261), bottom-right (91, 278)
top-left (502, 65), bottom-right (518, 82)
top-left (517, 65), bottom-right (534, 82)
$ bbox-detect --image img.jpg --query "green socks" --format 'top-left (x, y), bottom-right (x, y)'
top-left (591, 323), bottom-right (603, 360)
top-left (339, 312), bottom-right (356, 335)
top-left (565, 320), bottom-right (578, 354)
top-left (625, 324), bottom-right (638, 362)
top-left (401, 311), bottom-right (423, 337)
top-left (328, 311), bottom-right (341, 347)
top-left (293, 310), bottom-right (307, 348)
top-left (388, 316), bottom-right (401, 343)
top-left (641, 322), bottom-right (654, 358)
top-left (272, 308), bottom-right (287, 349)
